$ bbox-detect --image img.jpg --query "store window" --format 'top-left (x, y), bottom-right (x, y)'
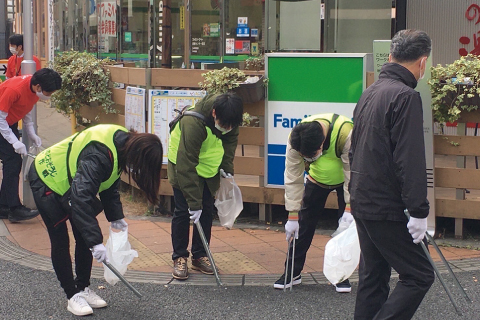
top-left (190, 0), bottom-right (221, 63)
top-left (118, 0), bottom-right (149, 67)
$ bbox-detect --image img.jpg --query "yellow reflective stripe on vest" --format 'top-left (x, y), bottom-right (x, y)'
top-left (302, 113), bottom-right (352, 185)
top-left (168, 121), bottom-right (224, 178)
top-left (35, 125), bottom-right (128, 195)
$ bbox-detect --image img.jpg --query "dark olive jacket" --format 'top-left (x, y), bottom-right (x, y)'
top-left (167, 94), bottom-right (239, 211)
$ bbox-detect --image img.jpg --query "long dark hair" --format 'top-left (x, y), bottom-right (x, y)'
top-left (118, 132), bottom-right (163, 205)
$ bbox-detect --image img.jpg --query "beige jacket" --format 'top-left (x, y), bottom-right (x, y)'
top-left (284, 120), bottom-right (352, 213)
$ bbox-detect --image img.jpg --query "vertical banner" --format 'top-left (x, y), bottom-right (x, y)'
top-left (48, 0), bottom-right (55, 62)
top-left (98, 2), bottom-right (117, 53)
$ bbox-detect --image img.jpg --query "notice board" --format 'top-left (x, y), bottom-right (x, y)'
top-left (148, 90), bottom-right (206, 164)
top-left (124, 86), bottom-right (146, 133)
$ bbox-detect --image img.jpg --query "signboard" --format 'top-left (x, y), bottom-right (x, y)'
top-left (235, 40), bottom-right (250, 54)
top-left (148, 90), bottom-right (206, 164)
top-left (236, 27), bottom-right (250, 38)
top-left (251, 42), bottom-right (259, 55)
top-left (265, 53), bottom-right (372, 186)
top-left (125, 31), bottom-right (132, 42)
top-left (180, 5), bottom-right (185, 30)
top-left (98, 2), bottom-right (117, 53)
top-left (373, 40), bottom-right (390, 81)
top-left (226, 38), bottom-right (235, 54)
top-left (0, 59), bottom-right (7, 82)
top-left (125, 86), bottom-right (146, 133)
top-left (251, 28), bottom-right (258, 38)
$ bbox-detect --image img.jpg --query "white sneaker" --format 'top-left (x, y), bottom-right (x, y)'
top-left (67, 292), bottom-right (93, 316)
top-left (81, 287), bottom-right (108, 308)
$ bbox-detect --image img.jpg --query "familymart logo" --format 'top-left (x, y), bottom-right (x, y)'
top-left (273, 114), bottom-right (311, 128)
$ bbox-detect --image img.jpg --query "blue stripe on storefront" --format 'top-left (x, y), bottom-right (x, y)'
top-left (268, 144), bottom-right (287, 155)
top-left (267, 155), bottom-right (285, 185)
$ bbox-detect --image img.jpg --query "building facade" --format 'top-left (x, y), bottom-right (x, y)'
top-left (11, 0), bottom-right (402, 68)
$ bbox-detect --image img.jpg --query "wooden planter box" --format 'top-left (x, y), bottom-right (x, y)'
top-left (442, 84), bottom-right (480, 122)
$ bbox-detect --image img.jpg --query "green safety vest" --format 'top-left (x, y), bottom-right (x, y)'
top-left (34, 124), bottom-right (128, 196)
top-left (168, 118), bottom-right (224, 178)
top-left (302, 113), bottom-right (352, 186)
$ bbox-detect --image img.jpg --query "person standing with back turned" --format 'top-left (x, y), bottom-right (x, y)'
top-left (349, 29), bottom-right (434, 320)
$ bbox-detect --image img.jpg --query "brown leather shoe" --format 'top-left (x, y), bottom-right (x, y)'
top-left (191, 257), bottom-right (214, 275)
top-left (172, 257), bottom-right (188, 280)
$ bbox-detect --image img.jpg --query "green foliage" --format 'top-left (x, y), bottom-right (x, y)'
top-left (50, 50), bottom-right (116, 116)
top-left (244, 55), bottom-right (265, 71)
top-left (199, 67), bottom-right (247, 94)
top-left (242, 112), bottom-right (252, 126)
top-left (429, 54), bottom-right (480, 123)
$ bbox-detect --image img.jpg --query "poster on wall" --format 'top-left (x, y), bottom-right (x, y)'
top-left (148, 90), bottom-right (206, 164)
top-left (98, 2), bottom-right (117, 53)
top-left (125, 86), bottom-right (146, 133)
top-left (235, 40), bottom-right (250, 54)
top-left (226, 38), bottom-right (235, 54)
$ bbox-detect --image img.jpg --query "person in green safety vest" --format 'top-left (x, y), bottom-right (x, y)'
top-left (168, 92), bottom-right (243, 280)
top-left (27, 124), bottom-right (163, 317)
top-left (273, 113), bottom-right (354, 293)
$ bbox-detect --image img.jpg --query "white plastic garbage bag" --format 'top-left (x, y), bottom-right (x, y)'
top-left (104, 227), bottom-right (138, 285)
top-left (323, 220), bottom-right (361, 285)
top-left (215, 176), bottom-right (243, 229)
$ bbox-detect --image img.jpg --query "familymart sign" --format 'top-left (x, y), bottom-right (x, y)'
top-left (265, 53), bottom-right (372, 186)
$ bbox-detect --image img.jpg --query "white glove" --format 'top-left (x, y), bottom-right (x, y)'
top-left (189, 209), bottom-right (202, 224)
top-left (30, 133), bottom-right (42, 147)
top-left (12, 141), bottom-right (27, 155)
top-left (91, 243), bottom-right (109, 263)
top-left (407, 217), bottom-right (427, 244)
top-left (220, 169), bottom-right (232, 178)
top-left (285, 220), bottom-right (299, 241)
top-left (340, 211), bottom-right (354, 224)
top-left (111, 218), bottom-right (128, 231)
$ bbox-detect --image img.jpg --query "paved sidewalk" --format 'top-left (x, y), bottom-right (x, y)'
top-left (2, 214), bottom-right (480, 287)
top-left (2, 102), bottom-right (480, 286)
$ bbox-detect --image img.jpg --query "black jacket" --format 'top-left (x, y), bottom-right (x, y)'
top-left (30, 130), bottom-right (127, 247)
top-left (349, 63), bottom-right (429, 220)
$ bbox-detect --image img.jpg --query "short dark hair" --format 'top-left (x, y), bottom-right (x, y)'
top-left (390, 29), bottom-right (431, 63)
top-left (9, 34), bottom-right (23, 47)
top-left (118, 132), bottom-right (163, 205)
top-left (31, 68), bottom-right (62, 92)
top-left (212, 92), bottom-right (243, 128)
top-left (290, 122), bottom-right (325, 158)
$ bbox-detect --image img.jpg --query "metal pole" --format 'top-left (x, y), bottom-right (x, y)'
top-left (425, 231), bottom-right (472, 303)
top-left (404, 210), bottom-right (462, 315)
top-left (290, 237), bottom-right (295, 291)
top-left (194, 221), bottom-right (222, 286)
top-left (22, 0), bottom-right (38, 209)
top-left (283, 238), bottom-right (291, 292)
top-left (103, 261), bottom-right (143, 298)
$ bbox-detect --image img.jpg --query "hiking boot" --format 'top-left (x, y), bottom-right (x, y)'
top-left (335, 279), bottom-right (352, 293)
top-left (67, 292), bottom-right (93, 316)
top-left (172, 257), bottom-right (189, 280)
top-left (8, 205), bottom-right (39, 223)
top-left (273, 273), bottom-right (302, 289)
top-left (81, 287), bottom-right (107, 308)
top-left (191, 256), bottom-right (214, 275)
top-left (0, 206), bottom-right (10, 219)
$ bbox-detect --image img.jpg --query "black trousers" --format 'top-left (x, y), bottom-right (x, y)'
top-left (29, 168), bottom-right (92, 299)
top-left (284, 179), bottom-right (346, 277)
top-left (171, 182), bottom-right (214, 260)
top-left (354, 217), bottom-right (435, 320)
top-left (0, 123), bottom-right (22, 208)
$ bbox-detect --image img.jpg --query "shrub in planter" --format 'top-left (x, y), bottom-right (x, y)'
top-left (199, 67), bottom-right (265, 104)
top-left (50, 50), bottom-right (116, 118)
top-left (429, 54), bottom-right (480, 123)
